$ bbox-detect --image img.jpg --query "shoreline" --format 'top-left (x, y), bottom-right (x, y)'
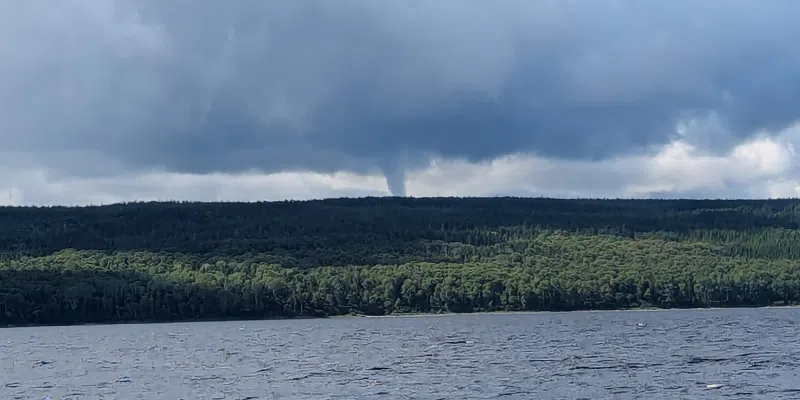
top-left (3, 304), bottom-right (798, 329)
top-left (350, 304), bottom-right (800, 319)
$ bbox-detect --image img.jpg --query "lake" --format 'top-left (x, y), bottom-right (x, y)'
top-left (1, 308), bottom-right (799, 399)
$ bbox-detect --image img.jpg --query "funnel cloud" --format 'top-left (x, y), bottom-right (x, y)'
top-left (384, 169), bottom-right (406, 197)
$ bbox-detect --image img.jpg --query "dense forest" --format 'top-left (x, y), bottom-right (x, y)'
top-left (1, 197), bottom-right (800, 327)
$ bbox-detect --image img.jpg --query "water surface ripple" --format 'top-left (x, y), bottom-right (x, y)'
top-left (2, 308), bottom-right (799, 399)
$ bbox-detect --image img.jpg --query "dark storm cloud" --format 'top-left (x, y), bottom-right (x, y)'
top-left (2, 0), bottom-right (800, 195)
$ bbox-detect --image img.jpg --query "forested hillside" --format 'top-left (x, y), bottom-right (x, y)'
top-left (2, 197), bottom-right (800, 326)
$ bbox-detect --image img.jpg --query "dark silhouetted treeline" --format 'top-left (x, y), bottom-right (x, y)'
top-left (1, 197), bottom-right (800, 326)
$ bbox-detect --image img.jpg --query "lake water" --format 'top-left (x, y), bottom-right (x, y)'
top-left (1, 308), bottom-right (799, 399)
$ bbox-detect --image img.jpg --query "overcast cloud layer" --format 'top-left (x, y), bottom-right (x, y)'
top-left (2, 0), bottom-right (800, 204)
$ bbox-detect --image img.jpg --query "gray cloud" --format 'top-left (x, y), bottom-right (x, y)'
top-left (3, 1), bottom-right (800, 196)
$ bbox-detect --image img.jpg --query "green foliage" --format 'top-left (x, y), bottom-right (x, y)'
top-left (1, 197), bottom-right (800, 326)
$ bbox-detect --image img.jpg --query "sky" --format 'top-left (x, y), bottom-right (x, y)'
top-left (2, 0), bottom-right (800, 205)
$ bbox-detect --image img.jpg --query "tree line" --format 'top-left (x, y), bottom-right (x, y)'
top-left (1, 197), bottom-right (800, 326)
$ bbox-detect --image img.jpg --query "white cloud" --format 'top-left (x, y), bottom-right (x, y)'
top-left (0, 121), bottom-right (798, 206)
top-left (0, 169), bottom-right (388, 206)
top-left (765, 179), bottom-right (800, 198)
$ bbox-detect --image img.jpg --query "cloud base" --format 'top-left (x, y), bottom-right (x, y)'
top-left (2, 1), bottom-right (800, 203)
